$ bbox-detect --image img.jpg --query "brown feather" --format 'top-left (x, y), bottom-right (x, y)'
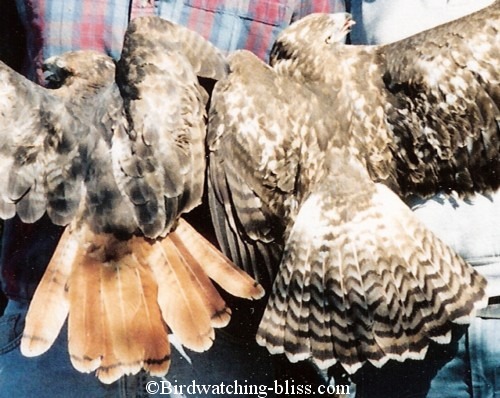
top-left (209, 5), bottom-right (496, 374)
top-left (21, 226), bottom-right (74, 356)
top-left (67, 238), bottom-right (105, 374)
top-left (0, 12), bottom-right (258, 384)
top-left (64, 224), bottom-right (171, 384)
top-left (152, 235), bottom-right (216, 351)
top-left (172, 218), bottom-right (265, 300)
top-left (167, 231), bottom-right (232, 329)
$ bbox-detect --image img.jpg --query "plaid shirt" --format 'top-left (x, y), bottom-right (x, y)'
top-left (156, 0), bottom-right (345, 61)
top-left (16, 0), bottom-right (345, 82)
top-left (3, 0), bottom-right (345, 302)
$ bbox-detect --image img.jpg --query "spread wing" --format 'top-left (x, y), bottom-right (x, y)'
top-left (0, 61), bottom-right (87, 225)
top-left (380, 1), bottom-right (500, 197)
top-left (267, 3), bottom-right (499, 200)
top-left (0, 16), bottom-right (228, 238)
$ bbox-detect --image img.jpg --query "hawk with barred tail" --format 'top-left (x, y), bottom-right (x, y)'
top-left (0, 16), bottom-right (263, 383)
top-left (208, 2), bottom-right (498, 374)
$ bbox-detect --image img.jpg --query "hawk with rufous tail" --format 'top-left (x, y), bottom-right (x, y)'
top-left (0, 16), bottom-right (263, 383)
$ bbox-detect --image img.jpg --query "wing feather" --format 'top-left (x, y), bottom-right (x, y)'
top-left (210, 12), bottom-right (494, 371)
top-left (115, 17), bottom-right (227, 238)
top-left (0, 62), bottom-right (86, 224)
top-left (381, 1), bottom-right (500, 195)
top-left (207, 51), bottom-right (302, 288)
top-left (4, 19), bottom-right (259, 383)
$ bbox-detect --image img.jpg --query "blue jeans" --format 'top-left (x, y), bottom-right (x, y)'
top-left (153, 324), bottom-right (333, 397)
top-left (353, 310), bottom-right (500, 398)
top-left (0, 300), bottom-right (148, 398)
top-left (427, 314), bottom-right (500, 398)
top-left (1, 300), bottom-right (335, 398)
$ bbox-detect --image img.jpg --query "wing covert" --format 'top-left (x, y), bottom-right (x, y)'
top-left (207, 50), bottom-right (303, 286)
top-left (114, 17), bottom-right (228, 237)
top-left (0, 61), bottom-right (87, 225)
top-left (381, 1), bottom-right (500, 196)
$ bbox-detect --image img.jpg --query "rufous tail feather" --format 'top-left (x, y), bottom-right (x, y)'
top-left (21, 226), bottom-right (75, 356)
top-left (21, 217), bottom-right (264, 384)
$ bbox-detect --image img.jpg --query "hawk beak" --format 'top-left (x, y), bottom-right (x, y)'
top-left (343, 15), bottom-right (356, 35)
top-left (43, 68), bottom-right (58, 85)
top-left (42, 58), bottom-right (69, 88)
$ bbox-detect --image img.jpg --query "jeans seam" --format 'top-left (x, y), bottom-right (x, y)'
top-left (0, 329), bottom-right (22, 355)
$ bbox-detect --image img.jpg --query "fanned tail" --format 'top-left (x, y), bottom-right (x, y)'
top-left (256, 183), bottom-right (487, 374)
top-left (21, 218), bottom-right (264, 384)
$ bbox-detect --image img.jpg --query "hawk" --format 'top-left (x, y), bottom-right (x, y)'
top-left (208, 2), bottom-right (498, 374)
top-left (0, 17), bottom-right (263, 383)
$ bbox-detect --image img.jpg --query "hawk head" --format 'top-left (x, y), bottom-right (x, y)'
top-left (269, 13), bottom-right (354, 66)
top-left (43, 50), bottom-right (115, 91)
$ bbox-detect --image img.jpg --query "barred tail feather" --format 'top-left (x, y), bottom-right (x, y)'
top-left (256, 185), bottom-right (487, 373)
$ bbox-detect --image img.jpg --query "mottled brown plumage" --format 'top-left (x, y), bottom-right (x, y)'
top-left (208, 3), bottom-right (497, 374)
top-left (0, 17), bottom-right (263, 383)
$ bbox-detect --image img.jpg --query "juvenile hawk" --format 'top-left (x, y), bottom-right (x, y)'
top-left (208, 2), bottom-right (498, 373)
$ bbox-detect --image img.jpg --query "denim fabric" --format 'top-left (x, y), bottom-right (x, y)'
top-left (0, 301), bottom-right (149, 398)
top-left (409, 192), bottom-right (500, 300)
top-left (353, 314), bottom-right (500, 398)
top-left (152, 327), bottom-right (333, 398)
top-left (427, 317), bottom-right (500, 398)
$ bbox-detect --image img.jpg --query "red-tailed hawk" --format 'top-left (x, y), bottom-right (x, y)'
top-left (0, 16), bottom-right (263, 383)
top-left (208, 2), bottom-right (498, 374)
